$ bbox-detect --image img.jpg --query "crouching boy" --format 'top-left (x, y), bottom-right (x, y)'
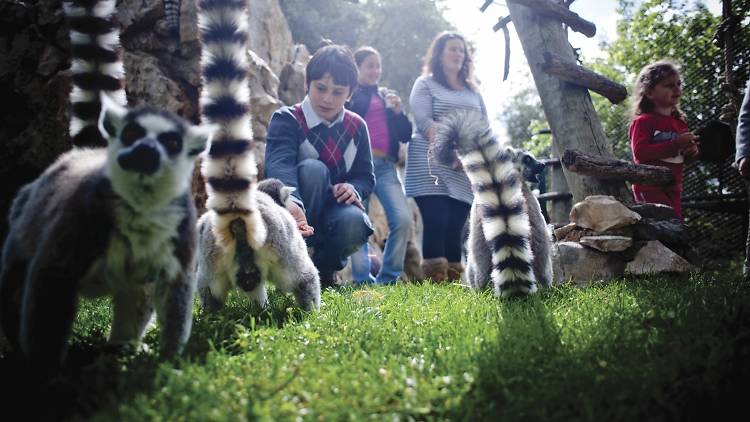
top-left (265, 44), bottom-right (375, 287)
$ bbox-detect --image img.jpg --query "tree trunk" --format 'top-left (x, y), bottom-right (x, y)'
top-left (506, 2), bottom-right (632, 204)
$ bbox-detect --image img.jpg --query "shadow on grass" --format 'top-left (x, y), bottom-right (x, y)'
top-left (453, 276), bottom-right (750, 421)
top-left (0, 286), bottom-right (317, 421)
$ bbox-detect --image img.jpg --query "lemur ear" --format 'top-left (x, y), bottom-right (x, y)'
top-left (185, 123), bottom-right (217, 157)
top-left (280, 186), bottom-right (296, 204)
top-left (98, 93), bottom-right (127, 140)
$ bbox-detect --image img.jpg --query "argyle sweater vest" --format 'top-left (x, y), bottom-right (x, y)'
top-left (291, 105), bottom-right (367, 184)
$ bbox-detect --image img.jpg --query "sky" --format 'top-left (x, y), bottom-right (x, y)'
top-left (442, 0), bottom-right (723, 137)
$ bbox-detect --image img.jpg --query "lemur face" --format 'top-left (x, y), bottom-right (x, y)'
top-left (98, 94), bottom-right (213, 206)
top-left (508, 149), bottom-right (545, 183)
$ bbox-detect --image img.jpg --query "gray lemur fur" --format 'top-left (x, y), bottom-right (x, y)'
top-left (196, 178), bottom-right (320, 312)
top-left (433, 110), bottom-right (553, 296)
top-left (194, 0), bottom-right (319, 313)
top-left (0, 0), bottom-right (209, 376)
top-left (0, 94), bottom-right (212, 375)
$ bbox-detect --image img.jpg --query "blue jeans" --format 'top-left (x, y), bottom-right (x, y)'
top-left (297, 159), bottom-right (373, 273)
top-left (351, 157), bottom-right (412, 284)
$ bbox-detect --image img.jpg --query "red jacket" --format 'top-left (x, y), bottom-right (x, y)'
top-left (629, 113), bottom-right (689, 192)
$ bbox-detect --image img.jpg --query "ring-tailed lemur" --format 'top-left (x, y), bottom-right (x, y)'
top-left (195, 0), bottom-right (320, 312)
top-left (0, 0), bottom-right (211, 376)
top-left (66, 0), bottom-right (127, 147)
top-left (433, 110), bottom-right (553, 296)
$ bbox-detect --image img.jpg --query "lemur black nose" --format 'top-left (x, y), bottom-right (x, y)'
top-left (118, 140), bottom-right (161, 175)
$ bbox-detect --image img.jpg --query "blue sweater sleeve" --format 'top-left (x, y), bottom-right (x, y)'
top-left (264, 109), bottom-right (304, 206)
top-left (736, 81), bottom-right (750, 164)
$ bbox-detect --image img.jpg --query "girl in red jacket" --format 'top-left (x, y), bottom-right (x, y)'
top-left (630, 60), bottom-right (699, 220)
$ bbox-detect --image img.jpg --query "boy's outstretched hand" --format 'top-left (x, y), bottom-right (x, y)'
top-left (333, 183), bottom-right (365, 211)
top-left (286, 201), bottom-right (314, 237)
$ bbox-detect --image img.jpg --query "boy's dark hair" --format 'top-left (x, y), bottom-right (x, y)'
top-left (632, 60), bottom-right (685, 120)
top-left (306, 44), bottom-right (359, 94)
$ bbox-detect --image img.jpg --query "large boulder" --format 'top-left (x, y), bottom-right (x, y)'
top-left (552, 241), bottom-right (626, 285)
top-left (245, 0), bottom-right (296, 76)
top-left (625, 240), bottom-right (697, 275)
top-left (570, 195), bottom-right (641, 233)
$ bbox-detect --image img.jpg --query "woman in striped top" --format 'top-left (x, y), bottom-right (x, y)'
top-left (404, 31), bottom-right (486, 282)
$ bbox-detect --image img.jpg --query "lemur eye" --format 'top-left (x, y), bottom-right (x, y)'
top-left (121, 123), bottom-right (145, 146)
top-left (158, 132), bottom-right (182, 154)
top-left (523, 156), bottom-right (531, 164)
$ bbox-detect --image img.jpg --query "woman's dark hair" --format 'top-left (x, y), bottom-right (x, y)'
top-left (306, 44), bottom-right (359, 93)
top-left (632, 60), bottom-right (685, 119)
top-left (423, 31), bottom-right (475, 91)
top-left (353, 46), bottom-right (380, 67)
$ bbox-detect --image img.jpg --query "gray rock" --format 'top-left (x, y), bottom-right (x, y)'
top-left (625, 241), bottom-right (697, 275)
top-left (631, 218), bottom-right (689, 245)
top-left (570, 195), bottom-right (641, 232)
top-left (552, 241), bottom-right (626, 285)
top-left (626, 203), bottom-right (677, 220)
top-left (580, 235), bottom-right (633, 252)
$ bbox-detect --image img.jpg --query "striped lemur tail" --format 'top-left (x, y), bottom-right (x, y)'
top-left (164, 0), bottom-right (181, 38)
top-left (64, 0), bottom-right (127, 148)
top-left (433, 110), bottom-right (537, 296)
top-left (198, 0), bottom-right (266, 249)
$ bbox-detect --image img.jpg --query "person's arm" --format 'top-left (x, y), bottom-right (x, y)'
top-left (387, 108), bottom-right (413, 144)
top-left (630, 117), bottom-right (695, 162)
top-left (736, 82), bottom-right (750, 176)
top-left (264, 109), bottom-right (304, 208)
top-left (346, 122), bottom-right (375, 201)
top-left (409, 77), bottom-right (436, 141)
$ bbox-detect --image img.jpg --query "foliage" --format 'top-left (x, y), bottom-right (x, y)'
top-left (497, 84), bottom-right (547, 153)
top-left (3, 274), bottom-right (749, 420)
top-left (499, 0), bottom-right (750, 162)
top-left (279, 0), bottom-right (453, 104)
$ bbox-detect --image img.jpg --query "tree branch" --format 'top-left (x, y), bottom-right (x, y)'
top-left (507, 0), bottom-right (596, 37)
top-left (540, 52), bottom-right (628, 104)
top-left (562, 149), bottom-right (675, 185)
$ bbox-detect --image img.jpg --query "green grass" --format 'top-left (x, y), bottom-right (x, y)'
top-left (3, 272), bottom-right (750, 421)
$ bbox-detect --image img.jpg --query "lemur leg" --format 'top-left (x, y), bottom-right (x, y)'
top-left (466, 208), bottom-right (493, 290)
top-left (195, 220), bottom-right (228, 312)
top-left (155, 277), bottom-right (194, 358)
top-left (109, 286), bottom-right (155, 351)
top-left (18, 261), bottom-right (79, 377)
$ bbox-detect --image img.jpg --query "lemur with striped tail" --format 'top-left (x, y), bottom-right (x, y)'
top-left (0, 0), bottom-right (211, 376)
top-left (433, 110), bottom-right (553, 297)
top-left (195, 0), bottom-right (320, 312)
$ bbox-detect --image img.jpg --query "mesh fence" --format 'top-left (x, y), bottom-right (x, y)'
top-left (589, 6), bottom-right (750, 265)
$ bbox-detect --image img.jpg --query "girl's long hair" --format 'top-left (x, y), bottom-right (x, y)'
top-left (423, 31), bottom-right (476, 91)
top-left (632, 60), bottom-right (685, 120)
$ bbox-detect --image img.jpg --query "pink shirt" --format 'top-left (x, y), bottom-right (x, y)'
top-left (364, 94), bottom-right (391, 156)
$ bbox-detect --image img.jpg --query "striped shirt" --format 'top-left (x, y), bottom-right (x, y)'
top-left (404, 75), bottom-right (487, 204)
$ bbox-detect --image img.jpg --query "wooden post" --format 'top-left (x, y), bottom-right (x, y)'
top-left (506, 1), bottom-right (632, 204)
top-left (544, 158), bottom-right (573, 224)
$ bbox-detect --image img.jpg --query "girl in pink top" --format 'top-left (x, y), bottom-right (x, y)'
top-left (346, 47), bottom-right (413, 284)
